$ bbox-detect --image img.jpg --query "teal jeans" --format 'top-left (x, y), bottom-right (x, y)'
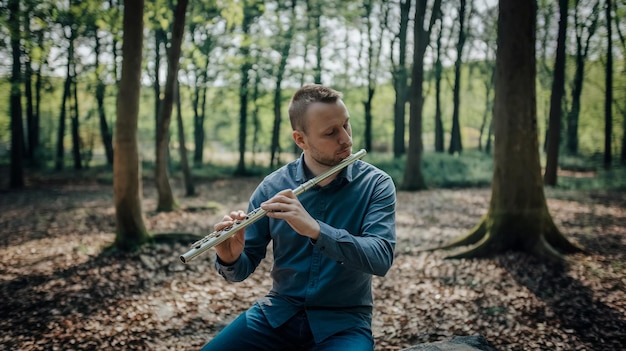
top-left (200, 304), bottom-right (374, 351)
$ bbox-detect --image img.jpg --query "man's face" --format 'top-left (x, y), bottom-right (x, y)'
top-left (293, 100), bottom-right (353, 168)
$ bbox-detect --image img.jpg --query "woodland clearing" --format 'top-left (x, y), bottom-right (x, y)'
top-left (1, 175), bottom-right (625, 351)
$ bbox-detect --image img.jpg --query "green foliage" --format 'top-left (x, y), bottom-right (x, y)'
top-left (367, 150), bottom-right (494, 189)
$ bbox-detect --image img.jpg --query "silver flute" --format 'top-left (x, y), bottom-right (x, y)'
top-left (179, 149), bottom-right (367, 264)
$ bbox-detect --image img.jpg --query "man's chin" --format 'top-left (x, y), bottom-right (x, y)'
top-left (337, 148), bottom-right (352, 159)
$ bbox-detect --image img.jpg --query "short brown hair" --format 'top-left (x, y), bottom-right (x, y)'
top-left (288, 84), bottom-right (343, 132)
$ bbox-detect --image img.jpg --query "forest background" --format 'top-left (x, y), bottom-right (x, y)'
top-left (0, 0), bottom-right (625, 185)
top-left (1, 0), bottom-right (626, 350)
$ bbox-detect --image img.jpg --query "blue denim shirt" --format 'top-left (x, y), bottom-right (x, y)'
top-left (215, 154), bottom-right (396, 343)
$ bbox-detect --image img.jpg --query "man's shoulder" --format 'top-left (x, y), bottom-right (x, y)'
top-left (353, 160), bottom-right (393, 182)
top-left (257, 160), bottom-right (300, 192)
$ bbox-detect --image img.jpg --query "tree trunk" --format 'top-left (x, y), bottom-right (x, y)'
top-left (153, 28), bottom-right (164, 155)
top-left (270, 1), bottom-right (296, 168)
top-left (403, 0), bottom-right (441, 190)
top-left (9, 0), bottom-right (24, 189)
top-left (176, 82), bottom-right (195, 196)
top-left (55, 40), bottom-right (73, 171)
top-left (392, 0), bottom-right (410, 157)
top-left (478, 65), bottom-right (495, 152)
top-left (155, 0), bottom-right (189, 211)
top-left (193, 61), bottom-right (209, 165)
top-left (33, 31), bottom-right (44, 166)
top-left (71, 59), bottom-right (83, 170)
top-left (95, 33), bottom-right (114, 166)
top-left (544, 0), bottom-right (569, 186)
top-left (448, 0), bottom-right (466, 155)
top-left (251, 66), bottom-right (261, 166)
top-left (235, 3), bottom-right (257, 176)
top-left (236, 58), bottom-right (251, 175)
top-left (113, 0), bottom-right (149, 250)
top-left (438, 0), bottom-right (581, 261)
top-left (616, 0), bottom-right (626, 163)
top-left (364, 93), bottom-right (373, 152)
top-left (313, 1), bottom-right (323, 85)
top-left (566, 0), bottom-right (601, 155)
top-left (566, 49), bottom-right (584, 155)
top-left (23, 8), bottom-right (35, 162)
top-left (434, 17), bottom-right (444, 153)
top-left (604, 0), bottom-right (613, 170)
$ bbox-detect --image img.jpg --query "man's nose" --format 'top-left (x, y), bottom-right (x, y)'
top-left (339, 128), bottom-right (352, 145)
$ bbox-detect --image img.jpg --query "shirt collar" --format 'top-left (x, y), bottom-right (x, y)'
top-left (295, 152), bottom-right (355, 185)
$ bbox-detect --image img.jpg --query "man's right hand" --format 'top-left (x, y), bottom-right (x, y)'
top-left (214, 210), bottom-right (247, 265)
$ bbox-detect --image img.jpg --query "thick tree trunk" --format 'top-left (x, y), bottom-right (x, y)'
top-left (113, 0), bottom-right (149, 250)
top-left (544, 0), bottom-right (569, 186)
top-left (9, 0), bottom-right (24, 189)
top-left (439, 0), bottom-right (581, 261)
top-left (155, 0), bottom-right (188, 211)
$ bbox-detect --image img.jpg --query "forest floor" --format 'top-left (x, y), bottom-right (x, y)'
top-left (1, 173), bottom-right (625, 351)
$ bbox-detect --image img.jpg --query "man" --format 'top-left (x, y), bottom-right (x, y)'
top-left (201, 84), bottom-right (396, 351)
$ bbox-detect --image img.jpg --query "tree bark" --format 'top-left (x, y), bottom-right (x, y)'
top-left (544, 0), bottom-right (569, 186)
top-left (403, 0), bottom-right (441, 191)
top-left (438, 0), bottom-right (582, 261)
top-left (113, 0), bottom-right (149, 250)
top-left (155, 0), bottom-right (189, 211)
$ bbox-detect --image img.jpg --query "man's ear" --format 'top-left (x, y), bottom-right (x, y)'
top-left (292, 130), bottom-right (307, 150)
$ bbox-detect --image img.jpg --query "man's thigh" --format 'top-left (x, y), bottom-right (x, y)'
top-left (200, 309), bottom-right (279, 351)
top-left (311, 326), bottom-right (374, 351)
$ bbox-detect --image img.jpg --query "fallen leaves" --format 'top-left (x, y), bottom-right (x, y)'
top-left (0, 180), bottom-right (625, 350)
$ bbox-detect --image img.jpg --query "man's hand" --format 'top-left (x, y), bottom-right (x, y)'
top-left (214, 210), bottom-right (246, 265)
top-left (261, 189), bottom-right (321, 240)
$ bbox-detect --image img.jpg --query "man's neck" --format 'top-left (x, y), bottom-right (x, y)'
top-left (302, 154), bottom-right (338, 187)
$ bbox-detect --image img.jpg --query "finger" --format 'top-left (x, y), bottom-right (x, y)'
top-left (215, 219), bottom-right (235, 231)
top-left (275, 189), bottom-right (295, 198)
